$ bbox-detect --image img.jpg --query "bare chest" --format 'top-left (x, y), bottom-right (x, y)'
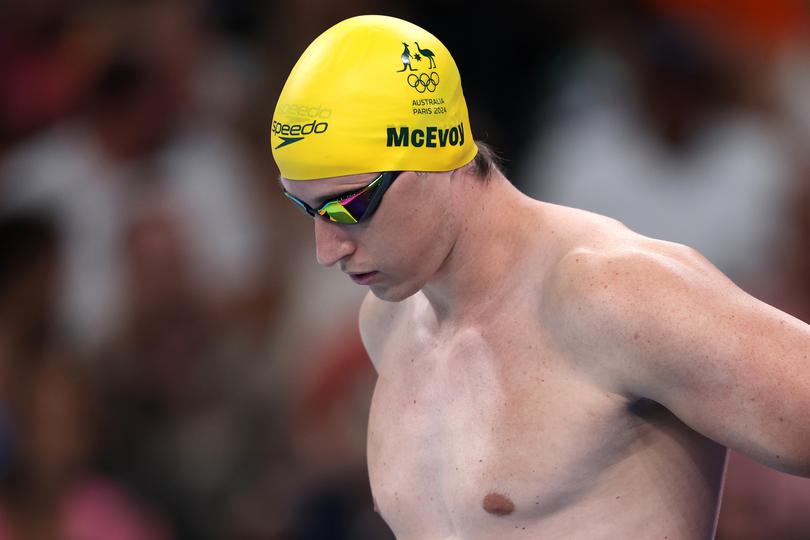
top-left (367, 319), bottom-right (645, 538)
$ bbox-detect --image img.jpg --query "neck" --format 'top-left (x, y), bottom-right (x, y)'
top-left (421, 170), bottom-right (541, 324)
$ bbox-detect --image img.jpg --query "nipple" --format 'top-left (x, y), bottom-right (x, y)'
top-left (482, 492), bottom-right (515, 516)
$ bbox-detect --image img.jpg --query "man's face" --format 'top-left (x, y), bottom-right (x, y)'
top-left (280, 171), bottom-right (458, 301)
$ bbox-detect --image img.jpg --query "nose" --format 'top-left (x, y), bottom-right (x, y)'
top-left (314, 218), bottom-right (356, 267)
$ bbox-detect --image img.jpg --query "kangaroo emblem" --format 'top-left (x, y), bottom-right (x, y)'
top-left (397, 43), bottom-right (417, 72)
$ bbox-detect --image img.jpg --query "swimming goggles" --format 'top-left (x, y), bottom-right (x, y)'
top-left (283, 171), bottom-right (402, 224)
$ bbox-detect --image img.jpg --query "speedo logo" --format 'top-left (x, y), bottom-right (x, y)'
top-left (386, 123), bottom-right (465, 148)
top-left (272, 120), bottom-right (328, 149)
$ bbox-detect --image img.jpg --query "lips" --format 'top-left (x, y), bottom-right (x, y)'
top-left (348, 271), bottom-right (380, 285)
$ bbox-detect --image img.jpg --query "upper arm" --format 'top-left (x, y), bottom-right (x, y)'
top-left (558, 243), bottom-right (810, 476)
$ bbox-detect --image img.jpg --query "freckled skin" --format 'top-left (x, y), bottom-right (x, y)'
top-left (290, 164), bottom-right (810, 538)
top-left (361, 189), bottom-right (733, 538)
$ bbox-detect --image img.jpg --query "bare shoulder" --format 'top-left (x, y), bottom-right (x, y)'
top-left (551, 233), bottom-right (725, 310)
top-left (542, 204), bottom-right (725, 304)
top-left (359, 291), bottom-right (406, 372)
top-left (536, 206), bottom-right (810, 475)
top-left (542, 207), bottom-right (742, 389)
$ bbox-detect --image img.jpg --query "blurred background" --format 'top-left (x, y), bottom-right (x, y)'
top-left (0, 0), bottom-right (808, 538)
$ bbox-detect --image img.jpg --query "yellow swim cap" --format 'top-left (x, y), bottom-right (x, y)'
top-left (271, 15), bottom-right (477, 180)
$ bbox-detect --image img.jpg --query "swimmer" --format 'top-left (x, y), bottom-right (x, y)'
top-left (270, 15), bottom-right (810, 539)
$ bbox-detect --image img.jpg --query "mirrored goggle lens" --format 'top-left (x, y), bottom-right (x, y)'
top-left (319, 201), bottom-right (360, 224)
top-left (319, 182), bottom-right (379, 224)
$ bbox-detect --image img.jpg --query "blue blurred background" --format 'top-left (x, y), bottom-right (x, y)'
top-left (1, 0), bottom-right (809, 538)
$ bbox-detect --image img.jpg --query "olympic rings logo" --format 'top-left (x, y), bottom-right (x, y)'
top-left (407, 71), bottom-right (440, 93)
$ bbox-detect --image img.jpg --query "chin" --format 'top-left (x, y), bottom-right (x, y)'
top-left (370, 280), bottom-right (421, 303)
